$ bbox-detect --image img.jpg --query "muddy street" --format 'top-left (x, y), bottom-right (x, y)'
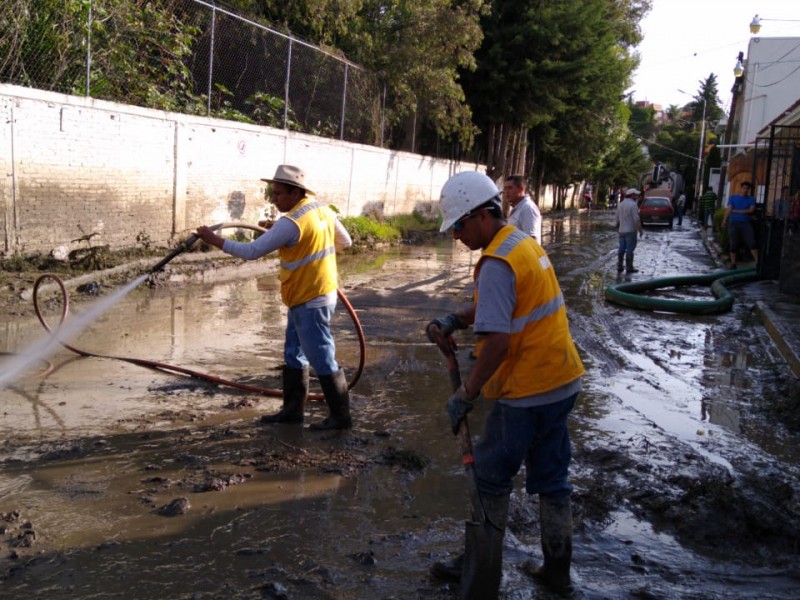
top-left (1, 211), bottom-right (799, 599)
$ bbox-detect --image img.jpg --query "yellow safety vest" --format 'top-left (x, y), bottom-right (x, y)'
top-left (475, 225), bottom-right (585, 399)
top-left (278, 197), bottom-right (339, 307)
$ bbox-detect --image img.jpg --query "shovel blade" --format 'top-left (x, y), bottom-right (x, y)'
top-left (460, 519), bottom-right (504, 600)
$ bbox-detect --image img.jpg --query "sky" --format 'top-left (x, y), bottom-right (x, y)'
top-left (628, 0), bottom-right (800, 110)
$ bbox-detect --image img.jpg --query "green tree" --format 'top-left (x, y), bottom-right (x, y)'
top-left (0, 0), bottom-right (88, 93)
top-left (228, 0), bottom-right (486, 149)
top-left (462, 0), bottom-right (651, 202)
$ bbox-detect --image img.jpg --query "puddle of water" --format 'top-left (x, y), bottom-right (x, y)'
top-left (1, 214), bottom-right (798, 599)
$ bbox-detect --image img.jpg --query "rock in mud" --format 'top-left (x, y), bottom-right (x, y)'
top-left (157, 497), bottom-right (190, 517)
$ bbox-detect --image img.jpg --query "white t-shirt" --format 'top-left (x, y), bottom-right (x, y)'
top-left (507, 195), bottom-right (542, 242)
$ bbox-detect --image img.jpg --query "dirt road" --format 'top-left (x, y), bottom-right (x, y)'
top-left (1, 211), bottom-right (798, 599)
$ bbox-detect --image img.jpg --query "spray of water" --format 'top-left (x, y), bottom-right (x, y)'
top-left (0, 274), bottom-right (149, 388)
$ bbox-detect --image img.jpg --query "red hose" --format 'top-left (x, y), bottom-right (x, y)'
top-left (30, 230), bottom-right (366, 399)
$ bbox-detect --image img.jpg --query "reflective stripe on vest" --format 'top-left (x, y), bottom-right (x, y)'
top-left (278, 198), bottom-right (338, 307)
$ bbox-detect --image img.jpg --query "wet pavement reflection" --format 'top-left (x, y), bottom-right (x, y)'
top-left (1, 210), bottom-right (798, 599)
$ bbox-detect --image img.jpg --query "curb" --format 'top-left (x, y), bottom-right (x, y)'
top-left (757, 301), bottom-right (800, 379)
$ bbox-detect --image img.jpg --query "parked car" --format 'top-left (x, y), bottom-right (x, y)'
top-left (639, 196), bottom-right (674, 229)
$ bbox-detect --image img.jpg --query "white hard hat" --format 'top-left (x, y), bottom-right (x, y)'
top-left (439, 171), bottom-right (501, 232)
top-left (625, 188), bottom-right (641, 197)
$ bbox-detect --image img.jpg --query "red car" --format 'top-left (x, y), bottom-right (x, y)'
top-left (639, 196), bottom-right (674, 229)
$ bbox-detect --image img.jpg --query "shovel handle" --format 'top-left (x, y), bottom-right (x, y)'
top-left (428, 324), bottom-right (485, 523)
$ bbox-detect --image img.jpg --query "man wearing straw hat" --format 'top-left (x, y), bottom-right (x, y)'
top-left (196, 165), bottom-right (353, 429)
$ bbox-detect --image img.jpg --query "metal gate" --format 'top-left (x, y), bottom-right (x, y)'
top-left (756, 125), bottom-right (800, 293)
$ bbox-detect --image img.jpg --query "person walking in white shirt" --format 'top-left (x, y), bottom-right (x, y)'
top-left (504, 174), bottom-right (542, 243)
top-left (615, 188), bottom-right (644, 273)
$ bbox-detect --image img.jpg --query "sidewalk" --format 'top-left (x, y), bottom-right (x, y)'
top-left (700, 223), bottom-right (800, 379)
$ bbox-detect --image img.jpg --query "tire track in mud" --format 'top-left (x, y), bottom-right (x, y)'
top-left (545, 214), bottom-right (800, 598)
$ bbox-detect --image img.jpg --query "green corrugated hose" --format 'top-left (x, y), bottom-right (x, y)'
top-left (605, 268), bottom-right (759, 315)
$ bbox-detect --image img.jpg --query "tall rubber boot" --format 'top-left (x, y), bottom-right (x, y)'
top-left (524, 494), bottom-right (574, 598)
top-left (625, 253), bottom-right (638, 273)
top-left (460, 493), bottom-right (510, 600)
top-left (310, 369), bottom-right (352, 430)
top-left (430, 494), bottom-right (510, 595)
top-left (616, 251), bottom-right (624, 272)
top-left (260, 367), bottom-right (308, 424)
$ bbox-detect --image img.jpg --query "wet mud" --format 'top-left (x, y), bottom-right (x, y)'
top-left (1, 212), bottom-right (799, 599)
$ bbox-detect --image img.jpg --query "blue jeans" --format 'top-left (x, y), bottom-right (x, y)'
top-left (618, 232), bottom-right (637, 258)
top-left (473, 393), bottom-right (577, 497)
top-left (284, 301), bottom-right (339, 376)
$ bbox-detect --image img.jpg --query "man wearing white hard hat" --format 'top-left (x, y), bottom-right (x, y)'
top-left (426, 171), bottom-right (584, 598)
top-left (196, 165), bottom-right (353, 430)
top-left (615, 188), bottom-right (644, 273)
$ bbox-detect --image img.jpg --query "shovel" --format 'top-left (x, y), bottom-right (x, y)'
top-left (427, 325), bottom-right (504, 600)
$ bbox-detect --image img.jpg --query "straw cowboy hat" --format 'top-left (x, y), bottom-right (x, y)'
top-left (261, 164), bottom-right (315, 195)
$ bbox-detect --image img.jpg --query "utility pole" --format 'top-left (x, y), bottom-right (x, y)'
top-left (718, 52), bottom-right (745, 208)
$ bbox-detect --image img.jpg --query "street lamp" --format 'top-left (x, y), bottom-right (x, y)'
top-left (749, 14), bottom-right (800, 35)
top-left (678, 89), bottom-right (707, 203)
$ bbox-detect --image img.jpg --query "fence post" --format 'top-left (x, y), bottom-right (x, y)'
top-left (85, 1), bottom-right (92, 96)
top-left (284, 39), bottom-right (293, 130)
top-left (340, 64), bottom-right (348, 140)
top-left (381, 82), bottom-right (386, 147)
top-left (207, 3), bottom-right (216, 116)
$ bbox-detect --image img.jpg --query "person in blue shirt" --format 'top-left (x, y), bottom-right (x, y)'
top-left (722, 181), bottom-right (758, 269)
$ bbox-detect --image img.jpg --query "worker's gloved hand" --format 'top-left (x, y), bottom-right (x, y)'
top-left (447, 385), bottom-right (474, 435)
top-left (426, 313), bottom-right (465, 343)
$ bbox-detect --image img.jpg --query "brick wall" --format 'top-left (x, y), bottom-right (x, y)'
top-left (1, 84), bottom-right (478, 257)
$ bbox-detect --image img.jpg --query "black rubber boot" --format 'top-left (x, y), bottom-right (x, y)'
top-left (430, 553), bottom-right (463, 583)
top-left (460, 493), bottom-right (509, 600)
top-left (310, 369), bottom-right (352, 430)
top-left (260, 367), bottom-right (308, 424)
top-left (430, 494), bottom-right (510, 597)
top-left (625, 253), bottom-right (638, 273)
top-left (523, 494), bottom-right (574, 598)
top-left (616, 252), bottom-right (624, 272)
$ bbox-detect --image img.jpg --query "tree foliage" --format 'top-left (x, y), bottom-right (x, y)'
top-left (227, 0), bottom-right (486, 148)
top-left (644, 75), bottom-right (723, 197)
top-left (461, 0), bottom-right (651, 202)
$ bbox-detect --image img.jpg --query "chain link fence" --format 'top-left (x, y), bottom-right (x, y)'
top-left (0, 0), bottom-right (388, 147)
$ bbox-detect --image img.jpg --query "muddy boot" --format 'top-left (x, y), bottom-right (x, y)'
top-left (523, 493), bottom-right (574, 598)
top-left (260, 367), bottom-right (308, 424)
top-left (625, 253), bottom-right (638, 273)
top-left (460, 493), bottom-right (509, 600)
top-left (310, 369), bottom-right (352, 430)
top-left (430, 552), bottom-right (463, 583)
top-left (616, 252), bottom-right (624, 272)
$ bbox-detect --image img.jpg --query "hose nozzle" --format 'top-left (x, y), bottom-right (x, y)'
top-left (149, 234), bottom-right (199, 274)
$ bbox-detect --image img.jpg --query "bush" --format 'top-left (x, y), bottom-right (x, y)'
top-left (340, 216), bottom-right (402, 244)
top-left (713, 208), bottom-right (729, 251)
top-left (340, 211), bottom-right (441, 246)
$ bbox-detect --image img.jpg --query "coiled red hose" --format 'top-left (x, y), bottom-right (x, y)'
top-left (30, 225), bottom-right (366, 400)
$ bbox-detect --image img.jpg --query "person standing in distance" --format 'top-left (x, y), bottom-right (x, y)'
top-left (195, 165), bottom-right (353, 430)
top-left (698, 186), bottom-right (718, 228)
top-left (675, 193), bottom-right (686, 226)
top-left (427, 171), bottom-right (584, 598)
top-left (616, 188), bottom-right (644, 273)
top-left (504, 174), bottom-right (542, 243)
top-left (722, 180), bottom-right (759, 269)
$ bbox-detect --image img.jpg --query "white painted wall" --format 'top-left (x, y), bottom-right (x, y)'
top-left (0, 84), bottom-right (479, 256)
top-left (739, 37), bottom-right (800, 145)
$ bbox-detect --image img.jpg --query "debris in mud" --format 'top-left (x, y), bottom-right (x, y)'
top-left (379, 446), bottom-right (431, 471)
top-left (157, 497), bottom-right (190, 517)
top-left (348, 549), bottom-right (377, 565)
top-left (41, 443), bottom-right (85, 461)
top-left (188, 470), bottom-right (251, 492)
top-left (259, 581), bottom-right (290, 599)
